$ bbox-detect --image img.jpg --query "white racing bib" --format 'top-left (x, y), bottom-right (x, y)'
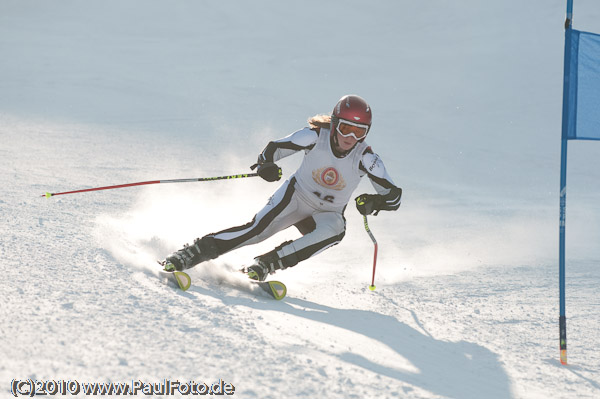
top-left (293, 128), bottom-right (368, 209)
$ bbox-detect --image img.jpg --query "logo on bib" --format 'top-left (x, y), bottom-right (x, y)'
top-left (312, 167), bottom-right (346, 191)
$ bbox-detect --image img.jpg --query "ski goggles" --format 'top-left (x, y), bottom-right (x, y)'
top-left (335, 119), bottom-right (369, 140)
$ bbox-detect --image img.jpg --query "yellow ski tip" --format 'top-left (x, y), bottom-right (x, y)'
top-left (174, 271), bottom-right (191, 291)
top-left (45, 192), bottom-right (53, 198)
top-left (267, 281), bottom-right (287, 300)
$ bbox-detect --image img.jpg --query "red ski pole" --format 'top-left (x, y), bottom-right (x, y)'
top-left (42, 173), bottom-right (259, 198)
top-left (362, 214), bottom-right (378, 291)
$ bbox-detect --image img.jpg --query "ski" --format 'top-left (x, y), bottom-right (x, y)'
top-left (254, 280), bottom-right (287, 300)
top-left (158, 266), bottom-right (286, 300)
top-left (239, 266), bottom-right (287, 300)
top-left (159, 270), bottom-right (192, 291)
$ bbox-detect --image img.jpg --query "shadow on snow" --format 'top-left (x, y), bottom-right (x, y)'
top-left (186, 282), bottom-right (513, 399)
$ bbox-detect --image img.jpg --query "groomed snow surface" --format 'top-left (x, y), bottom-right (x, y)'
top-left (1, 1), bottom-right (599, 398)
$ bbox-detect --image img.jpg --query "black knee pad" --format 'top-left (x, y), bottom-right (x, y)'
top-left (294, 217), bottom-right (316, 235)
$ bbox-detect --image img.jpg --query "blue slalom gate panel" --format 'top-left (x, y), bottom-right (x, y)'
top-left (565, 29), bottom-right (600, 140)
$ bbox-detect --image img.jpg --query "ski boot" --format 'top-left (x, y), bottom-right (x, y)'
top-left (245, 250), bottom-right (286, 281)
top-left (160, 260), bottom-right (177, 272)
top-left (163, 236), bottom-right (220, 271)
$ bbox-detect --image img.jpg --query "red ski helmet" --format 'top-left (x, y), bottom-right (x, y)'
top-left (331, 95), bottom-right (372, 141)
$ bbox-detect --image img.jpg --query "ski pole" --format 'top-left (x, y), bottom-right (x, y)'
top-left (362, 214), bottom-right (378, 291)
top-left (42, 172), bottom-right (259, 198)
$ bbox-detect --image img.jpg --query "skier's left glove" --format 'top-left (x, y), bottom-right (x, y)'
top-left (355, 187), bottom-right (402, 216)
top-left (355, 194), bottom-right (382, 216)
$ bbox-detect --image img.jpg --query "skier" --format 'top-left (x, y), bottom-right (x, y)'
top-left (162, 94), bottom-right (401, 281)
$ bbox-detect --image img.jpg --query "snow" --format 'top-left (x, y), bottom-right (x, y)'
top-left (1, 0), bottom-right (599, 398)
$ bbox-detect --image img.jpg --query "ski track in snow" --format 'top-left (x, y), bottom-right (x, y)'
top-left (2, 1), bottom-right (600, 398)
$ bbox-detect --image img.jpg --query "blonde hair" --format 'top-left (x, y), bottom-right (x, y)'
top-left (307, 114), bottom-right (331, 130)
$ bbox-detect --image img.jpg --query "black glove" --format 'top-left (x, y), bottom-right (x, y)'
top-left (252, 162), bottom-right (282, 182)
top-left (355, 194), bottom-right (381, 216)
top-left (356, 187), bottom-right (402, 215)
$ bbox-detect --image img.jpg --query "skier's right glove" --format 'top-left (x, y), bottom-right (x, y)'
top-left (252, 161), bottom-right (282, 182)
